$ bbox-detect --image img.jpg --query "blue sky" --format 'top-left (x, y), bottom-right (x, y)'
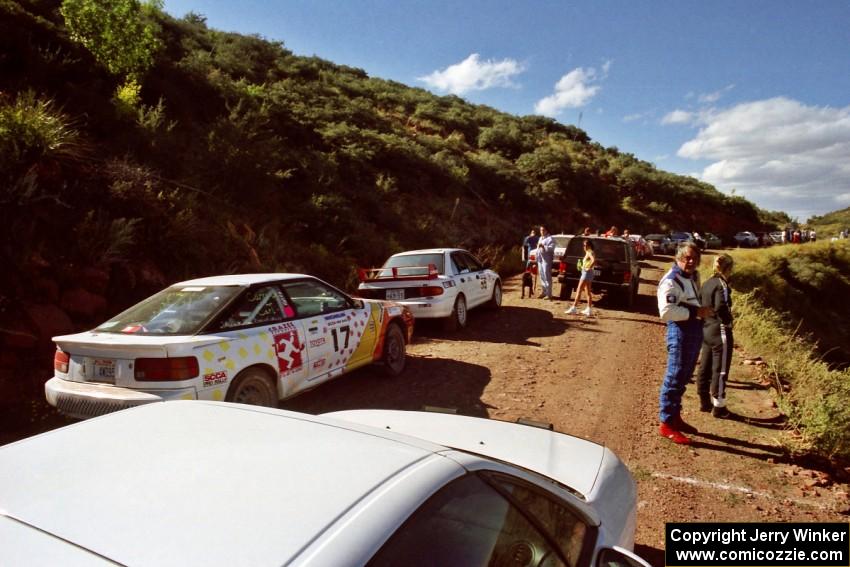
top-left (162, 0), bottom-right (850, 223)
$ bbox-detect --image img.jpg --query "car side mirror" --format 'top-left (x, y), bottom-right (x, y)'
top-left (352, 298), bottom-right (365, 309)
top-left (596, 547), bottom-right (653, 567)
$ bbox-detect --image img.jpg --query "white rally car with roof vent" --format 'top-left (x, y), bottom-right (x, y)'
top-left (356, 248), bottom-right (501, 331)
top-left (45, 273), bottom-right (413, 419)
top-left (0, 401), bottom-right (652, 567)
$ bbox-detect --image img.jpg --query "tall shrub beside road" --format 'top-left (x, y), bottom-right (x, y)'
top-left (729, 240), bottom-right (850, 460)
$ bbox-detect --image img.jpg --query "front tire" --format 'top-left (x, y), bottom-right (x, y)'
top-left (487, 282), bottom-right (502, 309)
top-left (225, 367), bottom-right (277, 407)
top-left (381, 324), bottom-right (406, 377)
top-left (443, 294), bottom-right (468, 332)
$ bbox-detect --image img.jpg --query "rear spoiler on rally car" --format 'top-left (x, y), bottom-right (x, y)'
top-left (358, 264), bottom-right (439, 282)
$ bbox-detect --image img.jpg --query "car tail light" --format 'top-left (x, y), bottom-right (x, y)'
top-left (417, 286), bottom-right (444, 297)
top-left (355, 289), bottom-right (378, 299)
top-left (559, 262), bottom-right (566, 274)
top-left (135, 357), bottom-right (199, 381)
top-left (529, 252), bottom-right (536, 262)
top-left (623, 271), bottom-right (633, 284)
top-left (54, 349), bottom-right (69, 373)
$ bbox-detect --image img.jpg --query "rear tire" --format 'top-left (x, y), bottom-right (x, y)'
top-left (443, 294), bottom-right (467, 332)
top-left (559, 281), bottom-right (573, 301)
top-left (226, 367), bottom-right (277, 407)
top-left (381, 324), bottom-right (406, 377)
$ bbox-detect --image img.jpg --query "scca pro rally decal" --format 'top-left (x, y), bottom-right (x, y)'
top-left (270, 322), bottom-right (304, 376)
top-left (203, 371), bottom-right (227, 387)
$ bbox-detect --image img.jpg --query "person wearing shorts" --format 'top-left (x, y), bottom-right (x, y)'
top-left (565, 239), bottom-right (596, 316)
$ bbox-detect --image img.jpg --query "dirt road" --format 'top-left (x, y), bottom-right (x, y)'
top-left (283, 254), bottom-right (850, 565)
top-left (4, 254), bottom-right (848, 565)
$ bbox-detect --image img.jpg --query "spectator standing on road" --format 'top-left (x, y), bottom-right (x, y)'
top-left (536, 225), bottom-right (556, 300)
top-left (810, 229), bottom-right (817, 242)
top-left (605, 226), bottom-right (619, 237)
top-left (565, 239), bottom-right (596, 316)
top-left (657, 242), bottom-right (714, 444)
top-left (522, 229), bottom-right (539, 268)
top-left (582, 227), bottom-right (592, 236)
top-left (697, 254), bottom-right (735, 419)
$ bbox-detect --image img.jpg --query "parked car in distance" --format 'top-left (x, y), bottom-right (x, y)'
top-left (769, 231), bottom-right (784, 244)
top-left (754, 231), bottom-right (773, 247)
top-left (0, 401), bottom-right (652, 567)
top-left (558, 236), bottom-right (641, 308)
top-left (669, 231), bottom-right (694, 248)
top-left (644, 234), bottom-right (675, 255)
top-left (703, 232), bottom-right (722, 249)
top-left (528, 233), bottom-right (573, 278)
top-left (45, 274), bottom-right (413, 420)
top-left (733, 231), bottom-right (760, 247)
top-left (357, 248), bottom-right (501, 331)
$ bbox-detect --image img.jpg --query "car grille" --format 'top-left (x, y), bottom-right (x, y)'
top-left (55, 394), bottom-right (140, 419)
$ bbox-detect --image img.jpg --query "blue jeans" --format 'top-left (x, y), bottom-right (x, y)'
top-left (538, 259), bottom-right (552, 297)
top-left (659, 319), bottom-right (703, 423)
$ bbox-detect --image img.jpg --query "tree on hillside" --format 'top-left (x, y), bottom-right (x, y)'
top-left (60, 0), bottom-right (162, 80)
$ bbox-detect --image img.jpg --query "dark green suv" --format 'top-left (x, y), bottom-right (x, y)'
top-left (557, 236), bottom-right (641, 308)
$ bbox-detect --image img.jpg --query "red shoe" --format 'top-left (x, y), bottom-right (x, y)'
top-left (659, 422), bottom-right (691, 444)
top-left (671, 415), bottom-right (698, 434)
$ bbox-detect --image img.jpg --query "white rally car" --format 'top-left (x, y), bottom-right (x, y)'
top-left (356, 248), bottom-right (501, 331)
top-left (45, 274), bottom-right (413, 419)
top-left (0, 401), bottom-right (652, 567)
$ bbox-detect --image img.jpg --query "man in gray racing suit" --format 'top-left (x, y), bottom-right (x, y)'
top-left (657, 242), bottom-right (714, 444)
top-left (536, 225), bottom-right (556, 300)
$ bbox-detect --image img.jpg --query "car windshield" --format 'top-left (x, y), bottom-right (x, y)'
top-left (553, 235), bottom-right (571, 248)
top-left (566, 238), bottom-right (626, 261)
top-left (382, 253), bottom-right (446, 275)
top-left (645, 234), bottom-right (665, 240)
top-left (94, 285), bottom-right (242, 335)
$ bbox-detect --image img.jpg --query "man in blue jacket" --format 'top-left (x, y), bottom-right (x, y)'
top-left (656, 242), bottom-right (714, 444)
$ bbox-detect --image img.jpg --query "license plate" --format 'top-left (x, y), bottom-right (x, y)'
top-left (386, 289), bottom-right (405, 300)
top-left (92, 359), bottom-right (115, 382)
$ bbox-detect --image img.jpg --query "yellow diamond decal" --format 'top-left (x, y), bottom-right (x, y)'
top-left (238, 347), bottom-right (248, 358)
top-left (267, 348), bottom-right (275, 359)
top-left (254, 343), bottom-right (262, 355)
top-left (212, 389), bottom-right (224, 401)
top-left (219, 342), bottom-right (230, 352)
top-left (225, 359), bottom-right (235, 371)
top-left (203, 350), bottom-right (214, 362)
top-left (259, 332), bottom-right (269, 342)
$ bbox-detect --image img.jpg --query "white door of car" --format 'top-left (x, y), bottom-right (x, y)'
top-left (207, 284), bottom-right (309, 400)
top-left (459, 252), bottom-right (490, 307)
top-left (281, 279), bottom-right (372, 393)
top-left (449, 252), bottom-right (481, 307)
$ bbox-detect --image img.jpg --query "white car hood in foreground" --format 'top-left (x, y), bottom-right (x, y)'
top-left (0, 402), bottom-right (451, 566)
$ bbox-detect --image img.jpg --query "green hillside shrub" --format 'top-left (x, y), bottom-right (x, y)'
top-left (727, 240), bottom-right (850, 460)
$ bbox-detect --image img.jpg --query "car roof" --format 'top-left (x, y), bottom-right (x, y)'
top-left (327, 409), bottom-right (605, 498)
top-left (174, 273), bottom-right (312, 287)
top-left (0, 402), bottom-right (454, 565)
top-left (389, 248), bottom-right (461, 256)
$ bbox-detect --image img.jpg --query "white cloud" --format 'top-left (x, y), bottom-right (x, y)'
top-left (418, 53), bottom-right (525, 95)
top-left (534, 62), bottom-right (610, 117)
top-left (677, 97), bottom-right (850, 220)
top-left (662, 109), bottom-right (695, 125)
top-left (698, 84), bottom-right (735, 104)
